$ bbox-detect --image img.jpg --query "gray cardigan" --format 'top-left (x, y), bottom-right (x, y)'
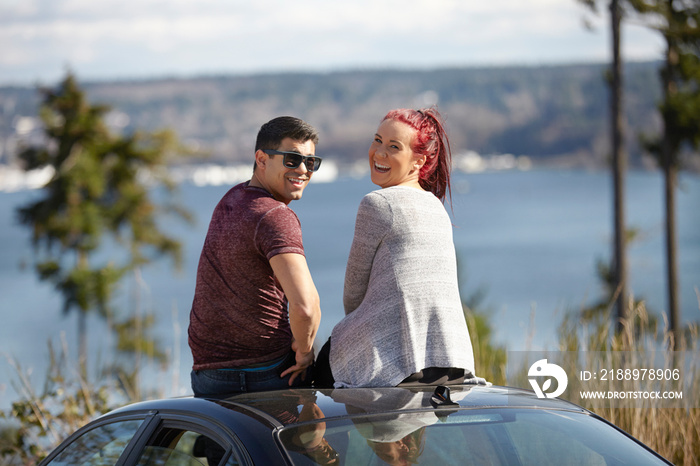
top-left (329, 186), bottom-right (475, 388)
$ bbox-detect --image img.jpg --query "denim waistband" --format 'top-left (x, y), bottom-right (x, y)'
top-left (220, 353), bottom-right (288, 372)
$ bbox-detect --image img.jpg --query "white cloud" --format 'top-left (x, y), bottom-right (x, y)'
top-left (0, 0), bottom-right (664, 85)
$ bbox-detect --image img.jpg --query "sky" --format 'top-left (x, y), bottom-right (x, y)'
top-left (1, 0), bottom-right (666, 86)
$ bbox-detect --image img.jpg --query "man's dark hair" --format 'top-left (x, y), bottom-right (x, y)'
top-left (255, 116), bottom-right (319, 151)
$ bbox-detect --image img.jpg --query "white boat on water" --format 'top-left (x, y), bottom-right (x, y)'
top-left (0, 165), bottom-right (54, 193)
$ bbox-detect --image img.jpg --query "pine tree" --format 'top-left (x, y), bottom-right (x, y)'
top-left (629, 0), bottom-right (700, 344)
top-left (16, 73), bottom-right (191, 373)
top-left (577, 0), bottom-right (700, 341)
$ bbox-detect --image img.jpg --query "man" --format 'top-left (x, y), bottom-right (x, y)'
top-left (189, 116), bottom-right (322, 396)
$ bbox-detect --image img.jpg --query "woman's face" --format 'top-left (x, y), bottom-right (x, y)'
top-left (368, 119), bottom-right (424, 189)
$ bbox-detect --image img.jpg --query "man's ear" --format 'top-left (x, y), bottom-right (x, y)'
top-left (254, 149), bottom-right (268, 170)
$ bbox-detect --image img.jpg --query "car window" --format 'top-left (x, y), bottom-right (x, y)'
top-left (279, 408), bottom-right (669, 465)
top-left (44, 419), bottom-right (143, 465)
top-left (502, 410), bottom-right (666, 465)
top-left (136, 426), bottom-right (238, 466)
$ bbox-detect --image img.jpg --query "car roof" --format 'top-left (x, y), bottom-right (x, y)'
top-left (106, 384), bottom-right (589, 429)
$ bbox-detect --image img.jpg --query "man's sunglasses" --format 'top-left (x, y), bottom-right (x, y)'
top-left (262, 150), bottom-right (322, 172)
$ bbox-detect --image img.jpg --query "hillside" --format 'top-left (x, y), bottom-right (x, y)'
top-left (0, 62), bottom-right (663, 169)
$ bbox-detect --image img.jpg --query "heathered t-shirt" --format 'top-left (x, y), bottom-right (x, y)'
top-left (188, 182), bottom-right (305, 370)
top-left (329, 186), bottom-right (475, 388)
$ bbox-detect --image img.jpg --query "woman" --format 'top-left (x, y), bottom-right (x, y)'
top-left (315, 108), bottom-right (475, 388)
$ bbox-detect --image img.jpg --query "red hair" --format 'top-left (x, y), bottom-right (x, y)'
top-left (382, 107), bottom-right (452, 202)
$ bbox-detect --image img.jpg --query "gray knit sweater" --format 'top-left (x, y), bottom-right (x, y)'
top-left (329, 186), bottom-right (475, 388)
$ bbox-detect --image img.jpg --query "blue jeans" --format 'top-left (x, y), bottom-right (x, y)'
top-left (191, 351), bottom-right (311, 397)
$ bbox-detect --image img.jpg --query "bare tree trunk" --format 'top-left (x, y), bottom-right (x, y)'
top-left (133, 267), bottom-right (143, 400)
top-left (664, 159), bottom-right (679, 344)
top-left (610, 0), bottom-right (628, 331)
top-left (661, 13), bottom-right (680, 346)
top-left (78, 250), bottom-right (88, 377)
top-left (78, 310), bottom-right (87, 377)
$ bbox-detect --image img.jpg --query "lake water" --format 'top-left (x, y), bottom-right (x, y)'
top-left (1, 168), bottom-right (698, 408)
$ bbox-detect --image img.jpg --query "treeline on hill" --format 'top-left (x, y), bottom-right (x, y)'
top-left (0, 62), bottom-right (662, 167)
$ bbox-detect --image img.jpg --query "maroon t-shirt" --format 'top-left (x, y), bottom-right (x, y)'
top-left (188, 182), bottom-right (305, 370)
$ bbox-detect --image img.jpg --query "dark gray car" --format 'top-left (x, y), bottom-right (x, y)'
top-left (40, 383), bottom-right (672, 465)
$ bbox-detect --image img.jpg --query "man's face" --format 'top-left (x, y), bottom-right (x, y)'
top-left (254, 137), bottom-right (316, 205)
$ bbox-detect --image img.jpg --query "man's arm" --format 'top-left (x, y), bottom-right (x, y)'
top-left (269, 253), bottom-right (321, 384)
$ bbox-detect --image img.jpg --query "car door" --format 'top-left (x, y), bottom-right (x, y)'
top-left (41, 411), bottom-right (250, 466)
top-left (127, 417), bottom-right (245, 465)
top-left (41, 417), bottom-right (148, 465)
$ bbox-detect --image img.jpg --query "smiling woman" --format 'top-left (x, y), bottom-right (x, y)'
top-left (369, 108), bottom-right (453, 201)
top-left (369, 119), bottom-right (423, 191)
top-left (313, 107), bottom-right (475, 390)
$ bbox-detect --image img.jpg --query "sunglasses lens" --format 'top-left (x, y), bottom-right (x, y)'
top-left (283, 153), bottom-right (321, 172)
top-left (283, 153), bottom-right (303, 169)
top-left (306, 157), bottom-right (321, 172)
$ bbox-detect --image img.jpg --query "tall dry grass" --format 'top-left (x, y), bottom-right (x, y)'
top-left (548, 298), bottom-right (699, 465)
top-left (1, 338), bottom-right (115, 465)
top-left (0, 331), bottom-right (174, 465)
top-left (2, 296), bottom-right (697, 464)
top-left (465, 307), bottom-right (508, 385)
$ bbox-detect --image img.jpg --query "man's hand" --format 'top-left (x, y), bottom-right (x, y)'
top-left (281, 340), bottom-right (315, 385)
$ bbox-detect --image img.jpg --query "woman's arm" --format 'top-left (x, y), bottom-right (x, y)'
top-left (343, 192), bottom-right (391, 314)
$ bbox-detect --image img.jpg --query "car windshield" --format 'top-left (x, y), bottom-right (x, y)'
top-left (277, 408), bottom-right (669, 465)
